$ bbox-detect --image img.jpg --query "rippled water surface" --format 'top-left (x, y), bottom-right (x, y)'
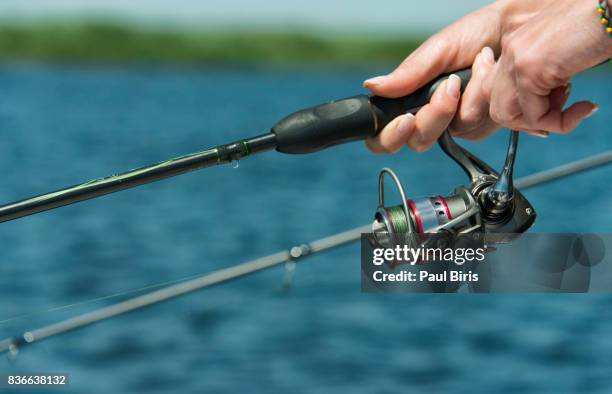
top-left (0, 65), bottom-right (610, 393)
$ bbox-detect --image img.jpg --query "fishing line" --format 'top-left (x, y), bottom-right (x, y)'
top-left (4, 148), bottom-right (607, 327)
top-left (0, 150), bottom-right (610, 354)
top-left (0, 66), bottom-right (610, 354)
top-left (0, 270), bottom-right (215, 325)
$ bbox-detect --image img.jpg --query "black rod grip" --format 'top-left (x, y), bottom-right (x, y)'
top-left (273, 69), bottom-right (471, 154)
top-left (369, 68), bottom-right (471, 132)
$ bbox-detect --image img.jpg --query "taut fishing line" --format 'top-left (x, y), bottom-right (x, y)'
top-left (0, 65), bottom-right (611, 353)
top-left (0, 271), bottom-right (211, 325)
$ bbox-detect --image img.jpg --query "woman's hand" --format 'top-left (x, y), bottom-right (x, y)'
top-left (364, 0), bottom-right (612, 154)
top-left (484, 0), bottom-right (611, 134)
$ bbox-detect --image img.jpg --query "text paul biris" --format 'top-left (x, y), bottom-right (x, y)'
top-left (371, 245), bottom-right (485, 283)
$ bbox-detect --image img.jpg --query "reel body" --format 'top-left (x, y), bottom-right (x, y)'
top-left (372, 130), bottom-right (536, 249)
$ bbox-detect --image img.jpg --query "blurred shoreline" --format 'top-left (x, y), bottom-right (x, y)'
top-left (0, 21), bottom-right (610, 71)
top-left (0, 21), bottom-right (427, 68)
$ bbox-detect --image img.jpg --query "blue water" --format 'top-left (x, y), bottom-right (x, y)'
top-left (0, 64), bottom-right (610, 393)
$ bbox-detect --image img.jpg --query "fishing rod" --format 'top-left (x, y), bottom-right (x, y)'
top-left (0, 69), bottom-right (471, 223)
top-left (1, 150), bottom-right (611, 355)
top-left (0, 64), bottom-right (610, 354)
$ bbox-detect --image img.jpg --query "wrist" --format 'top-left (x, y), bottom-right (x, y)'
top-left (495, 0), bottom-right (555, 34)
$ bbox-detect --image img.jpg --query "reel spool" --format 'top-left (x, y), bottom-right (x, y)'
top-left (372, 130), bottom-right (536, 248)
top-left (373, 169), bottom-right (478, 248)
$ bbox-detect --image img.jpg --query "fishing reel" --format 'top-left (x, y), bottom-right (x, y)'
top-left (372, 130), bottom-right (536, 250)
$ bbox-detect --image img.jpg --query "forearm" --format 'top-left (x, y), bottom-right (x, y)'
top-left (500, 0), bottom-right (611, 72)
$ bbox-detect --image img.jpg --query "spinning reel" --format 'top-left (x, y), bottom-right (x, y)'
top-left (372, 130), bottom-right (536, 248)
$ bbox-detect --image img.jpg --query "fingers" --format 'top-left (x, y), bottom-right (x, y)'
top-left (408, 75), bottom-right (462, 151)
top-left (539, 101), bottom-right (599, 134)
top-left (519, 85), bottom-right (569, 138)
top-left (491, 76), bottom-right (596, 134)
top-left (516, 73), bottom-right (551, 125)
top-left (363, 3), bottom-right (506, 99)
top-left (449, 46), bottom-right (496, 136)
top-left (523, 130), bottom-right (550, 138)
top-left (363, 34), bottom-right (455, 98)
top-left (366, 114), bottom-right (416, 154)
top-left (366, 74), bottom-right (461, 154)
top-left (474, 85), bottom-right (569, 140)
top-left (549, 84), bottom-right (571, 111)
top-left (454, 123), bottom-right (499, 141)
top-left (529, 83), bottom-right (596, 133)
top-left (487, 65), bottom-right (523, 127)
top-left (484, 51), bottom-right (598, 134)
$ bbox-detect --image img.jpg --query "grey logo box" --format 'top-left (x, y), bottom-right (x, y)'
top-left (361, 233), bottom-right (610, 293)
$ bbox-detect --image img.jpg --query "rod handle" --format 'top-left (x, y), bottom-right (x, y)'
top-left (369, 69), bottom-right (472, 131)
top-left (272, 69), bottom-right (471, 154)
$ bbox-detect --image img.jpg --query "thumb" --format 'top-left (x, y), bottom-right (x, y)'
top-left (364, 35), bottom-right (457, 98)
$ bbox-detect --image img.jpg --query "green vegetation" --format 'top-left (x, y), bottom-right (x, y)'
top-left (0, 22), bottom-right (426, 67)
top-left (1, 22), bottom-right (608, 71)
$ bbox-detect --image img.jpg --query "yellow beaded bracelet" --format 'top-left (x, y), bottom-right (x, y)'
top-left (598, 0), bottom-right (612, 35)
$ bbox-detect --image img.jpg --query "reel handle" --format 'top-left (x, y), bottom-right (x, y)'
top-left (273, 69), bottom-right (472, 154)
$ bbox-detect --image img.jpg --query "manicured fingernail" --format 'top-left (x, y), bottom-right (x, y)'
top-left (364, 75), bottom-right (389, 87)
top-left (527, 130), bottom-right (550, 138)
top-left (397, 113), bottom-right (416, 136)
top-left (586, 105), bottom-right (599, 118)
top-left (410, 130), bottom-right (434, 152)
top-left (417, 130), bottom-right (429, 145)
top-left (446, 74), bottom-right (461, 99)
top-left (481, 47), bottom-right (495, 65)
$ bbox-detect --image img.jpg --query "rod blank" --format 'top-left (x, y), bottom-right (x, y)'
top-left (0, 133), bottom-right (277, 223)
top-left (515, 150), bottom-right (612, 189)
top-left (1, 150), bottom-right (611, 353)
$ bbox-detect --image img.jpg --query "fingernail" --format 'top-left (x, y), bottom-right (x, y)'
top-left (564, 83), bottom-right (572, 97)
top-left (481, 47), bottom-right (495, 65)
top-left (409, 129), bottom-right (433, 152)
top-left (364, 75), bottom-right (389, 87)
top-left (586, 105), bottom-right (599, 118)
top-left (416, 130), bottom-right (428, 145)
top-left (446, 74), bottom-right (461, 99)
top-left (527, 130), bottom-right (550, 138)
top-left (397, 113), bottom-right (416, 136)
